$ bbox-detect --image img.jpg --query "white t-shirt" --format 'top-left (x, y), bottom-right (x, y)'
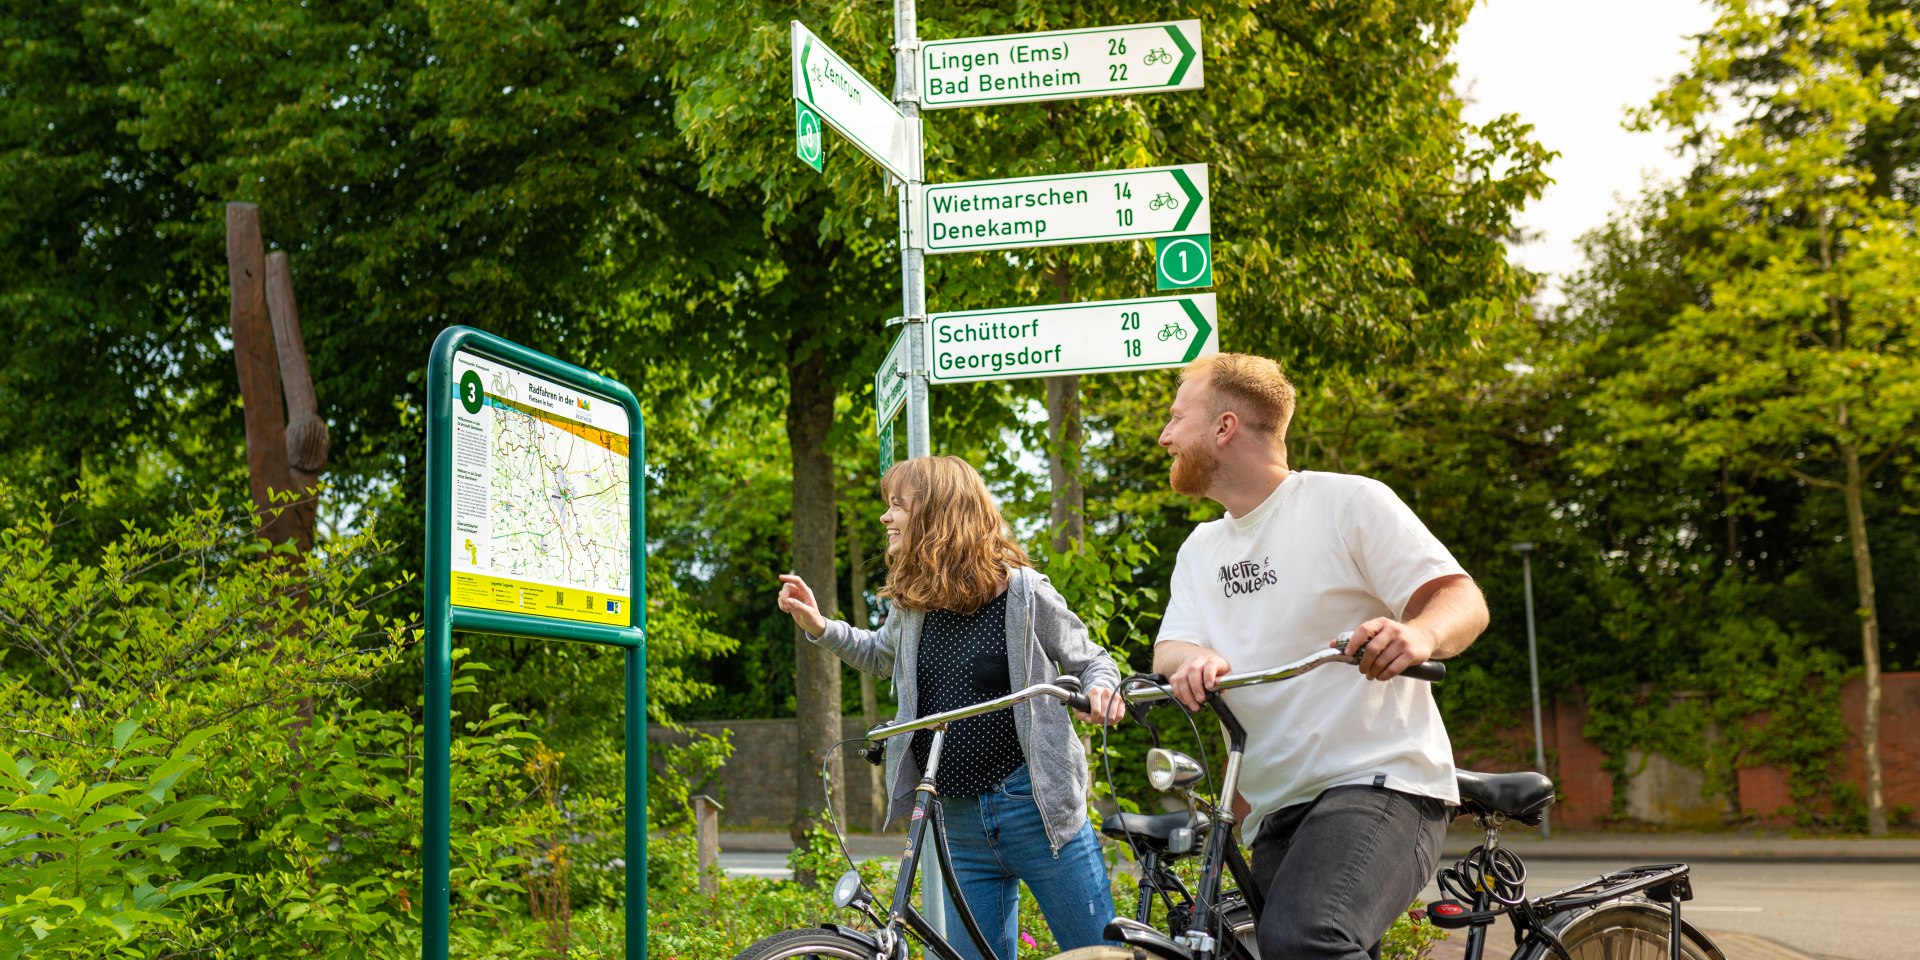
top-left (1155, 470), bottom-right (1467, 838)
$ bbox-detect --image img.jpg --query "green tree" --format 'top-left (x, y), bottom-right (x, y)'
top-left (1589, 0), bottom-right (1920, 834)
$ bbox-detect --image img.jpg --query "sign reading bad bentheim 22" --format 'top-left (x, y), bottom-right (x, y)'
top-left (917, 164), bottom-right (1208, 255)
top-left (921, 20), bottom-right (1204, 109)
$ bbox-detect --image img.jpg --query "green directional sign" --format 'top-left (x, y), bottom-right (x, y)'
top-left (918, 163), bottom-right (1208, 255)
top-left (791, 21), bottom-right (912, 180)
top-left (927, 293), bottom-right (1218, 384)
top-left (874, 328), bottom-right (911, 433)
top-left (794, 100), bottom-right (824, 172)
top-left (878, 420), bottom-right (896, 474)
top-left (922, 19), bottom-right (1204, 109)
top-left (1156, 234), bottom-right (1213, 290)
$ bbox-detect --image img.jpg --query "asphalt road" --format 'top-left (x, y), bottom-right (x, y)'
top-left (720, 851), bottom-right (1920, 960)
top-left (1415, 858), bottom-right (1920, 960)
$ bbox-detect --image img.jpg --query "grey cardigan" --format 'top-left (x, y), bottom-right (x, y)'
top-left (813, 565), bottom-right (1120, 853)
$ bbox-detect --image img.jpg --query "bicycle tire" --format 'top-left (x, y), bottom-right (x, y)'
top-left (1511, 899), bottom-right (1726, 960)
top-left (733, 928), bottom-right (883, 960)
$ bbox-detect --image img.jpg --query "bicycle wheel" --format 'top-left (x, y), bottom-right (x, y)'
top-left (1515, 899), bottom-right (1726, 960)
top-left (733, 928), bottom-right (882, 960)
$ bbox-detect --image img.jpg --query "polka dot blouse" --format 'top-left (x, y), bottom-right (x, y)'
top-left (910, 590), bottom-right (1024, 797)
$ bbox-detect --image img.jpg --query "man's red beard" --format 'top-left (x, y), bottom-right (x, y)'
top-left (1169, 442), bottom-right (1217, 496)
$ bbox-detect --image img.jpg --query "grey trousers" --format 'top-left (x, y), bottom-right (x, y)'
top-left (1248, 784), bottom-right (1448, 960)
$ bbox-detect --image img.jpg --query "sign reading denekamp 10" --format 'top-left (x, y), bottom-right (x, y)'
top-left (918, 163), bottom-right (1209, 254)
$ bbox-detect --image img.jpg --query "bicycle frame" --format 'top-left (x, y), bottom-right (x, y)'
top-left (850, 680), bottom-right (1092, 960)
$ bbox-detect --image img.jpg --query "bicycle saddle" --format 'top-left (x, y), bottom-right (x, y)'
top-left (1454, 770), bottom-right (1556, 825)
top-left (1101, 810), bottom-right (1211, 856)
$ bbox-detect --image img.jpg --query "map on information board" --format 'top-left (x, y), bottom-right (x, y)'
top-left (448, 350), bottom-right (632, 626)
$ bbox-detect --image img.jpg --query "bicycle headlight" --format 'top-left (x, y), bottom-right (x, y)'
top-left (1146, 747), bottom-right (1203, 791)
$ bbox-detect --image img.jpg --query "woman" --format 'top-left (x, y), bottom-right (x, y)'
top-left (777, 456), bottom-right (1123, 960)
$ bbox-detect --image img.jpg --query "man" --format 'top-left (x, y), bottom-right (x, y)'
top-left (1153, 353), bottom-right (1488, 960)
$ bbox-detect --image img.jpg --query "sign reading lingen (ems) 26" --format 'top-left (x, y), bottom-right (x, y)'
top-left (792, 21), bottom-right (912, 180)
top-left (929, 293), bottom-right (1217, 384)
top-left (918, 164), bottom-right (1207, 255)
top-left (922, 20), bottom-right (1203, 109)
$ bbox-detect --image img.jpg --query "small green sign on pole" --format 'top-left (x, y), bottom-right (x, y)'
top-left (878, 419), bottom-right (897, 474)
top-left (794, 100), bottom-right (825, 172)
top-left (1156, 234), bottom-right (1213, 290)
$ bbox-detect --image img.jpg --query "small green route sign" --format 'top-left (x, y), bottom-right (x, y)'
top-left (879, 420), bottom-right (897, 474)
top-left (791, 20), bottom-right (912, 179)
top-left (424, 326), bottom-right (648, 960)
top-left (874, 328), bottom-right (911, 433)
top-left (927, 293), bottom-right (1218, 384)
top-left (921, 19), bottom-right (1204, 109)
top-left (918, 163), bottom-right (1208, 255)
top-left (794, 100), bottom-right (824, 172)
top-left (1156, 234), bottom-right (1213, 290)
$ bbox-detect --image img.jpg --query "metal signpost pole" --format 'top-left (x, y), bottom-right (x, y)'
top-left (896, 0), bottom-right (930, 460)
top-left (1513, 541), bottom-right (1550, 838)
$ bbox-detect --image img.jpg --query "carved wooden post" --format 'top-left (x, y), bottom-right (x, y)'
top-left (225, 203), bottom-right (297, 546)
top-left (692, 795), bottom-right (724, 896)
top-left (265, 251), bottom-right (329, 551)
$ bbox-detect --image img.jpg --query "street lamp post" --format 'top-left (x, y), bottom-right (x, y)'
top-left (1510, 541), bottom-right (1550, 838)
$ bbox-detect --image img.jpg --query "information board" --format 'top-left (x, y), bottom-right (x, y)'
top-left (448, 350), bottom-right (633, 627)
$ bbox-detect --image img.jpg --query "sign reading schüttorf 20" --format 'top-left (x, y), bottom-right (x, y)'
top-left (928, 293), bottom-right (1217, 384)
top-left (917, 164), bottom-right (1208, 255)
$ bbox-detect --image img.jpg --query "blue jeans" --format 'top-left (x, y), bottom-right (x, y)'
top-left (935, 765), bottom-right (1115, 960)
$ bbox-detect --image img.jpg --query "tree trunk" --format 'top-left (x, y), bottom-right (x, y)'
top-left (847, 513), bottom-right (887, 832)
top-left (225, 203), bottom-right (298, 546)
top-left (1043, 264), bottom-right (1083, 552)
top-left (787, 342), bottom-right (845, 875)
top-left (1838, 425), bottom-right (1887, 837)
top-left (1045, 376), bottom-right (1084, 551)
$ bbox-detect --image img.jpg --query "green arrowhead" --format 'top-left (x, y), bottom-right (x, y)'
top-left (801, 36), bottom-right (815, 103)
top-left (1171, 169), bottom-right (1203, 233)
top-left (1178, 299), bottom-right (1211, 362)
top-left (1166, 25), bottom-right (1196, 86)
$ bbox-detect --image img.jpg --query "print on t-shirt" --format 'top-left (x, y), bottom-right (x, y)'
top-left (1219, 557), bottom-right (1278, 598)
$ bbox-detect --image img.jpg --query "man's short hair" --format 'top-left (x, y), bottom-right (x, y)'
top-left (1181, 353), bottom-right (1296, 440)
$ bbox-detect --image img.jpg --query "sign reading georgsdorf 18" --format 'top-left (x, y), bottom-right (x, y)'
top-left (918, 164), bottom-right (1208, 254)
top-left (448, 351), bottom-right (633, 627)
top-left (929, 293), bottom-right (1217, 384)
top-left (921, 20), bottom-right (1203, 109)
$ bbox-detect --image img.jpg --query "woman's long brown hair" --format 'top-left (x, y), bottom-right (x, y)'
top-left (878, 456), bottom-right (1031, 614)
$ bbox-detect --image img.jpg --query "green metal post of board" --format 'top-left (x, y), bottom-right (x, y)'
top-left (424, 325), bottom-right (648, 960)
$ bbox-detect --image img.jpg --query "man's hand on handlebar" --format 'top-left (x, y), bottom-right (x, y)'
top-left (1157, 641), bottom-right (1233, 711)
top-left (1338, 617), bottom-right (1437, 681)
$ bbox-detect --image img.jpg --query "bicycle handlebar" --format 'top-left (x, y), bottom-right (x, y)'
top-left (1119, 634), bottom-right (1445, 706)
top-left (865, 676), bottom-right (1093, 741)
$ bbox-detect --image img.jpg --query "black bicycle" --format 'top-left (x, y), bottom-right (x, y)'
top-left (1063, 638), bottom-right (1726, 960)
top-left (730, 675), bottom-right (1102, 960)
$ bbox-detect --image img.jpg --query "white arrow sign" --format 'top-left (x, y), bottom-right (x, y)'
top-left (922, 20), bottom-right (1204, 109)
top-left (928, 293), bottom-right (1218, 385)
top-left (874, 328), bottom-right (911, 433)
top-left (791, 21), bottom-right (914, 180)
top-left (917, 163), bottom-right (1208, 255)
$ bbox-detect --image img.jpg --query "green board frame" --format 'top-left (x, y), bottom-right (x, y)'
top-left (424, 326), bottom-right (648, 960)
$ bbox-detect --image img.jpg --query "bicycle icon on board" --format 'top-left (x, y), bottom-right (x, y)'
top-left (1156, 323), bottom-right (1187, 342)
top-left (1148, 192), bottom-right (1179, 211)
top-left (1143, 47), bottom-right (1172, 66)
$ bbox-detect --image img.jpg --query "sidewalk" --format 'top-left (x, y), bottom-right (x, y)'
top-left (717, 826), bottom-right (1920, 863)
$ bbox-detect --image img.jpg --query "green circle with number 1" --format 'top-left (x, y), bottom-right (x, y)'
top-left (458, 370), bottom-right (485, 414)
top-left (1156, 234), bottom-right (1213, 290)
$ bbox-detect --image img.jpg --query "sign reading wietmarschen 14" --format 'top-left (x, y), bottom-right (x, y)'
top-left (922, 20), bottom-right (1203, 109)
top-left (918, 163), bottom-right (1208, 255)
top-left (791, 21), bottom-right (913, 180)
top-left (928, 293), bottom-right (1217, 384)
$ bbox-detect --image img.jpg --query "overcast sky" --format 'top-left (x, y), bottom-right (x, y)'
top-left (1451, 0), bottom-right (1720, 297)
